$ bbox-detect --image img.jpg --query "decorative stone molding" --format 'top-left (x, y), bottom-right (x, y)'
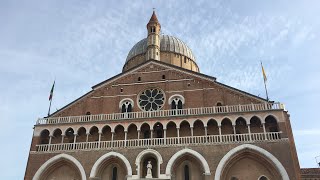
top-left (119, 98), bottom-right (134, 109)
top-left (33, 153), bottom-right (86, 180)
top-left (165, 148), bottom-right (211, 176)
top-left (168, 94), bottom-right (185, 105)
top-left (90, 151), bottom-right (132, 179)
top-left (214, 144), bottom-right (290, 180)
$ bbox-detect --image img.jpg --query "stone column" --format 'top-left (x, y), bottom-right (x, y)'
top-left (48, 135), bottom-right (53, 151)
top-left (86, 133), bottom-right (90, 142)
top-left (61, 135), bottom-right (65, 143)
top-left (124, 131), bottom-right (128, 147)
top-left (73, 133), bottom-right (77, 150)
top-left (48, 135), bottom-right (52, 145)
top-left (233, 125), bottom-right (236, 135)
top-left (204, 126), bottom-right (208, 143)
top-left (98, 132), bottom-right (102, 148)
top-left (73, 133), bottom-right (77, 143)
top-left (163, 129), bottom-right (167, 144)
top-left (111, 132), bottom-right (115, 147)
top-left (190, 127), bottom-right (194, 136)
top-left (262, 123), bottom-right (267, 140)
top-left (177, 128), bottom-right (180, 138)
top-left (204, 126), bottom-right (208, 136)
top-left (137, 130), bottom-right (140, 140)
top-left (150, 129), bottom-right (153, 139)
top-left (247, 124), bottom-right (252, 141)
top-left (218, 126), bottom-right (222, 142)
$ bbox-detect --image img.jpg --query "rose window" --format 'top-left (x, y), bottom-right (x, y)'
top-left (138, 88), bottom-right (165, 111)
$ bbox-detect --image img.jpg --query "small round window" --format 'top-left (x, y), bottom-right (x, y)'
top-left (138, 88), bottom-right (165, 111)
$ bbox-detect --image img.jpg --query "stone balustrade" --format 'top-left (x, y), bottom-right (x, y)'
top-left (36, 132), bottom-right (283, 152)
top-left (37, 102), bottom-right (285, 125)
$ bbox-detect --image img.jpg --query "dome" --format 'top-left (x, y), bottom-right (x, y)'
top-left (126, 35), bottom-right (196, 63)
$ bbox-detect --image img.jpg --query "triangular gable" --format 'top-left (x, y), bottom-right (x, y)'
top-left (49, 60), bottom-right (267, 117)
top-left (92, 60), bottom-right (216, 90)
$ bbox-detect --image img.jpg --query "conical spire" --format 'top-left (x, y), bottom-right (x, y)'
top-left (147, 10), bottom-right (161, 27)
top-left (149, 10), bottom-right (159, 23)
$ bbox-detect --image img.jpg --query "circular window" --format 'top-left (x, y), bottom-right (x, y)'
top-left (138, 88), bottom-right (165, 111)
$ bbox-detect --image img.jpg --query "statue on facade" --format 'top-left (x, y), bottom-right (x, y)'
top-left (145, 161), bottom-right (153, 178)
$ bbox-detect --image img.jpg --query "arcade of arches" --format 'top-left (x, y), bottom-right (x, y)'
top-left (34, 145), bottom-right (287, 180)
top-left (38, 115), bottom-right (280, 146)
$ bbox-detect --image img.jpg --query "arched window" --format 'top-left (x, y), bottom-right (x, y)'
top-left (259, 175), bottom-right (268, 180)
top-left (112, 166), bottom-right (117, 180)
top-left (40, 129), bottom-right (50, 144)
top-left (151, 26), bottom-right (156, 33)
top-left (169, 94), bottom-right (185, 110)
top-left (217, 102), bottom-right (223, 106)
top-left (231, 177), bottom-right (239, 180)
top-left (138, 77), bottom-right (141, 81)
top-left (119, 98), bottom-right (134, 113)
top-left (184, 165), bottom-right (190, 180)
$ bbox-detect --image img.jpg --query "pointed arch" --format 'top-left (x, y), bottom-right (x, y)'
top-left (214, 144), bottom-right (289, 180)
top-left (90, 151), bottom-right (132, 178)
top-left (165, 148), bottom-right (211, 176)
top-left (33, 153), bottom-right (86, 180)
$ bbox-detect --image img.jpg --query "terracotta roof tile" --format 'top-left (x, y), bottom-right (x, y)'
top-left (301, 168), bottom-right (320, 174)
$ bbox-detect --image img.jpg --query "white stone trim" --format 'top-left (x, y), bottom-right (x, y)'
top-left (32, 153), bottom-right (86, 180)
top-left (165, 148), bottom-right (211, 176)
top-left (90, 151), bottom-right (132, 178)
top-left (135, 149), bottom-right (163, 178)
top-left (214, 144), bottom-right (290, 180)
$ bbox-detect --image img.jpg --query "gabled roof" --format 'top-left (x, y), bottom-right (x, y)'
top-left (93, 59), bottom-right (215, 90)
top-left (48, 60), bottom-right (268, 117)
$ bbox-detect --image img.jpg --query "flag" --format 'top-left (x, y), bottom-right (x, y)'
top-left (261, 62), bottom-right (267, 82)
top-left (49, 81), bottom-right (55, 101)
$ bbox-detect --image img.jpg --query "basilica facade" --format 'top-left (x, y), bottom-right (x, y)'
top-left (25, 11), bottom-right (315, 180)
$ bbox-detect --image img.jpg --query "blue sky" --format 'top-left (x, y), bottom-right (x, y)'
top-left (1, 0), bottom-right (320, 179)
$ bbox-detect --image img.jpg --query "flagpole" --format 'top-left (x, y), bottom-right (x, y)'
top-left (263, 77), bottom-right (269, 101)
top-left (48, 98), bottom-right (52, 116)
top-left (47, 80), bottom-right (55, 117)
top-left (261, 62), bottom-right (269, 101)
